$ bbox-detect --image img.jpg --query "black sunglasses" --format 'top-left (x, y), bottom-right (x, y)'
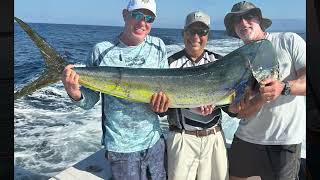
top-left (232, 13), bottom-right (258, 24)
top-left (185, 28), bottom-right (209, 37)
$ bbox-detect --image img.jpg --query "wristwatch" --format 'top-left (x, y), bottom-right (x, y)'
top-left (281, 81), bottom-right (291, 96)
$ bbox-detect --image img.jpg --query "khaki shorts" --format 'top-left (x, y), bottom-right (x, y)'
top-left (166, 130), bottom-right (229, 180)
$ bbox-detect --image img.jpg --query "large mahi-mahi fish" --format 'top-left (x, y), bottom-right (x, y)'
top-left (14, 17), bottom-right (279, 108)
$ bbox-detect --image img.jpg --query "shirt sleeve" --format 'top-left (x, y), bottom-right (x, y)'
top-left (158, 39), bottom-right (169, 68)
top-left (289, 33), bottom-right (306, 71)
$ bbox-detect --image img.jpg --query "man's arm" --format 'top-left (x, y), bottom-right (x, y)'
top-left (287, 67), bottom-right (306, 96)
top-left (260, 67), bottom-right (306, 99)
top-left (229, 67), bottom-right (306, 118)
top-left (228, 88), bottom-right (265, 119)
top-left (150, 91), bottom-right (170, 113)
top-left (61, 64), bottom-right (100, 110)
top-left (150, 92), bottom-right (214, 116)
top-left (189, 105), bottom-right (214, 116)
top-left (62, 64), bottom-right (82, 100)
top-left (229, 93), bottom-right (265, 119)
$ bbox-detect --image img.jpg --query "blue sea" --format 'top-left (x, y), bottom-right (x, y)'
top-left (14, 23), bottom-right (306, 179)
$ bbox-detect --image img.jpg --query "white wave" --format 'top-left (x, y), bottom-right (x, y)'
top-left (165, 43), bottom-right (184, 57)
top-left (15, 81), bottom-right (103, 176)
top-left (165, 38), bottom-right (243, 57)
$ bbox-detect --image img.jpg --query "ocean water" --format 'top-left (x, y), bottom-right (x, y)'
top-left (14, 23), bottom-right (306, 179)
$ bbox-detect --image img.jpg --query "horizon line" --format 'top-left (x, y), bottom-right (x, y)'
top-left (13, 19), bottom-right (306, 31)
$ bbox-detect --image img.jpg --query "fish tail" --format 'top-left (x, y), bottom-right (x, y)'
top-left (14, 17), bottom-right (68, 100)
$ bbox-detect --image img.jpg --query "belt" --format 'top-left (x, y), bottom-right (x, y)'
top-left (169, 125), bottom-right (221, 137)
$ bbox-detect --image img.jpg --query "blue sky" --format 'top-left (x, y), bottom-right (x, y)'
top-left (14, 0), bottom-right (306, 31)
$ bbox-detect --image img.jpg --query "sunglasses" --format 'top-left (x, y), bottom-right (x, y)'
top-left (232, 13), bottom-right (258, 24)
top-left (185, 28), bottom-right (209, 37)
top-left (130, 11), bottom-right (155, 23)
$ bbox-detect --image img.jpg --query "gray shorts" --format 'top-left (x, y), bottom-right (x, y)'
top-left (105, 137), bottom-right (167, 180)
top-left (229, 136), bottom-right (301, 180)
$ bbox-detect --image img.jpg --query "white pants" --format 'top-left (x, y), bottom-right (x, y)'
top-left (167, 130), bottom-right (229, 180)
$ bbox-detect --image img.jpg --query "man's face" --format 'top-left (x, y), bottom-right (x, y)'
top-left (233, 12), bottom-right (263, 43)
top-left (183, 22), bottom-right (209, 56)
top-left (122, 9), bottom-right (155, 45)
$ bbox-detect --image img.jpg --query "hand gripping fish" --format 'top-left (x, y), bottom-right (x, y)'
top-left (14, 17), bottom-right (279, 108)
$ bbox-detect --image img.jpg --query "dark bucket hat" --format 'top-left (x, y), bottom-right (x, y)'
top-left (224, 1), bottom-right (272, 38)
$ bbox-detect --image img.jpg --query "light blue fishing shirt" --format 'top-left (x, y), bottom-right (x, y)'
top-left (73, 35), bottom-right (168, 153)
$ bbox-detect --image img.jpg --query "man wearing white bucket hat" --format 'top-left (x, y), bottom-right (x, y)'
top-left (225, 1), bottom-right (306, 180)
top-left (62, 0), bottom-right (169, 179)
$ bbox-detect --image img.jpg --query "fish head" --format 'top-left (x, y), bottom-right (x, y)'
top-left (246, 39), bottom-right (280, 83)
top-left (227, 39), bottom-right (279, 105)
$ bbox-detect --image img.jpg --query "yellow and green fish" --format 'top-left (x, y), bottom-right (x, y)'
top-left (14, 17), bottom-right (279, 108)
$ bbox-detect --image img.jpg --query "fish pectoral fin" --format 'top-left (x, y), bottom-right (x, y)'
top-left (215, 91), bottom-right (236, 106)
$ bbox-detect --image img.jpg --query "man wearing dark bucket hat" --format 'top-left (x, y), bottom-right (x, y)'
top-left (224, 1), bottom-right (306, 180)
